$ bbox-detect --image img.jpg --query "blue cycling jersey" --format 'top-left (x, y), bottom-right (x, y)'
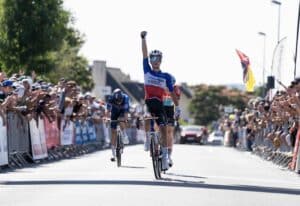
top-left (107, 93), bottom-right (130, 112)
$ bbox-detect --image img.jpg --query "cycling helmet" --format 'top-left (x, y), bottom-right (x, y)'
top-left (149, 50), bottom-right (163, 62)
top-left (112, 88), bottom-right (123, 104)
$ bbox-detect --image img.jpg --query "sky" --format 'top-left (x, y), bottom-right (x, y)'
top-left (63, 0), bottom-right (300, 87)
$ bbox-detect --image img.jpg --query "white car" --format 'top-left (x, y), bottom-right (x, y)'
top-left (179, 125), bottom-right (204, 144)
top-left (208, 131), bottom-right (224, 145)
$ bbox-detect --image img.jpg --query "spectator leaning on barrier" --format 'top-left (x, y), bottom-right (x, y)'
top-left (216, 77), bottom-right (300, 169)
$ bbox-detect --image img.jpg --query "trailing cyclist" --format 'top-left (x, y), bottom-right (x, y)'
top-left (163, 81), bottom-right (181, 167)
top-left (106, 88), bottom-right (130, 162)
top-left (140, 31), bottom-right (181, 171)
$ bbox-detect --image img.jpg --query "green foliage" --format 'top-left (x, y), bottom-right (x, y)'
top-left (45, 29), bottom-right (94, 92)
top-left (0, 0), bottom-right (69, 74)
top-left (253, 85), bottom-right (265, 97)
top-left (0, 0), bottom-right (94, 91)
top-left (189, 85), bottom-right (248, 125)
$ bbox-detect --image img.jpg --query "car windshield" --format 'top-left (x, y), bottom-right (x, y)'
top-left (183, 126), bottom-right (201, 132)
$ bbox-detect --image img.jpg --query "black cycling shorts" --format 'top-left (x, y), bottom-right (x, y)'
top-left (145, 98), bottom-right (167, 126)
top-left (164, 105), bottom-right (175, 126)
top-left (110, 107), bottom-right (125, 129)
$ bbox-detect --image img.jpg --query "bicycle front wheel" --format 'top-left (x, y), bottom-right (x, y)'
top-left (116, 133), bottom-right (122, 167)
top-left (150, 137), bottom-right (161, 179)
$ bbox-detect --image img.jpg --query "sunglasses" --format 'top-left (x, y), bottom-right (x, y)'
top-left (150, 56), bottom-right (161, 63)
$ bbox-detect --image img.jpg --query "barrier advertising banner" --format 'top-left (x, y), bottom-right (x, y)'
top-left (0, 117), bottom-right (8, 166)
top-left (38, 118), bottom-right (48, 158)
top-left (60, 120), bottom-right (74, 145)
top-left (29, 119), bottom-right (48, 160)
top-left (87, 120), bottom-right (96, 141)
top-left (44, 118), bottom-right (60, 149)
top-left (291, 126), bottom-right (300, 171)
top-left (81, 121), bottom-right (89, 143)
top-left (75, 120), bottom-right (83, 145)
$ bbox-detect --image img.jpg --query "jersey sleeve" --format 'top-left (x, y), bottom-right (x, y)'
top-left (123, 95), bottom-right (130, 112)
top-left (166, 74), bottom-right (174, 92)
top-left (143, 58), bottom-right (151, 74)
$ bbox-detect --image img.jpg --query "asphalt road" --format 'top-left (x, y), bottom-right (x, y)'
top-left (1, 144), bottom-right (300, 206)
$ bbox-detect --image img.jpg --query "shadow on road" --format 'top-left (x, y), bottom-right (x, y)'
top-left (1, 179), bottom-right (300, 195)
top-left (165, 172), bottom-right (206, 179)
top-left (120, 165), bottom-right (146, 169)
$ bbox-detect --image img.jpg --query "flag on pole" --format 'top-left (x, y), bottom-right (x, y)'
top-left (236, 49), bottom-right (256, 92)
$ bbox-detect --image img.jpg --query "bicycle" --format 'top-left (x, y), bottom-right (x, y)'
top-left (105, 119), bottom-right (127, 167)
top-left (143, 117), bottom-right (162, 179)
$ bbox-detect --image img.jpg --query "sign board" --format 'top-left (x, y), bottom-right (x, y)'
top-left (224, 106), bottom-right (234, 114)
top-left (96, 86), bottom-right (112, 96)
top-left (29, 119), bottom-right (48, 160)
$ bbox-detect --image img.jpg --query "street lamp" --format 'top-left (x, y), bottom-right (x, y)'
top-left (258, 32), bottom-right (266, 96)
top-left (271, 0), bottom-right (282, 43)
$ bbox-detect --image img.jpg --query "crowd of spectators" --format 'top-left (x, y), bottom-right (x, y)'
top-left (0, 70), bottom-right (147, 148)
top-left (0, 71), bottom-right (109, 130)
top-left (217, 78), bottom-right (300, 161)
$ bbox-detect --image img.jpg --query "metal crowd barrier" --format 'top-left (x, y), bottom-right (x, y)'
top-left (247, 126), bottom-right (294, 170)
top-left (0, 113), bottom-right (143, 172)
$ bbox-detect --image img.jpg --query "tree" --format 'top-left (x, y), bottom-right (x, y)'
top-left (189, 85), bottom-right (248, 125)
top-left (0, 0), bottom-right (69, 74)
top-left (0, 0), bottom-right (94, 91)
top-left (45, 29), bottom-right (94, 92)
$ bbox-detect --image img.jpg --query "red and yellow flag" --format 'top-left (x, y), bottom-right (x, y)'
top-left (236, 49), bottom-right (256, 92)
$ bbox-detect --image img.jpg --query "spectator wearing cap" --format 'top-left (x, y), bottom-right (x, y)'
top-left (0, 79), bottom-right (14, 102)
top-left (1, 84), bottom-right (19, 113)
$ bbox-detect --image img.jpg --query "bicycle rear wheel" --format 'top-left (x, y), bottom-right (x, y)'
top-left (150, 137), bottom-right (161, 179)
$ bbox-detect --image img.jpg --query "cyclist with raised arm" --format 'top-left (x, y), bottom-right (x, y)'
top-left (140, 31), bottom-right (180, 171)
top-left (106, 88), bottom-right (130, 162)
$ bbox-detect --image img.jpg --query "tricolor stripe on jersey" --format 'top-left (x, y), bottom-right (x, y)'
top-left (143, 58), bottom-right (173, 101)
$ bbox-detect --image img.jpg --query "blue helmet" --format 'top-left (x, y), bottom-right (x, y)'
top-left (112, 88), bottom-right (123, 104)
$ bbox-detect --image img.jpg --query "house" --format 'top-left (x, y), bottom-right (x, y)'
top-left (90, 60), bottom-right (144, 104)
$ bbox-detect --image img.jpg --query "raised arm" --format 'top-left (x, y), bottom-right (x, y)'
top-left (141, 31), bottom-right (148, 59)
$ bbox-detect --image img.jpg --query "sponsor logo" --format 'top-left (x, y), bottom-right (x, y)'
top-left (145, 73), bottom-right (166, 88)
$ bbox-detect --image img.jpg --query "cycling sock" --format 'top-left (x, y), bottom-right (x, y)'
top-left (111, 145), bottom-right (116, 157)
